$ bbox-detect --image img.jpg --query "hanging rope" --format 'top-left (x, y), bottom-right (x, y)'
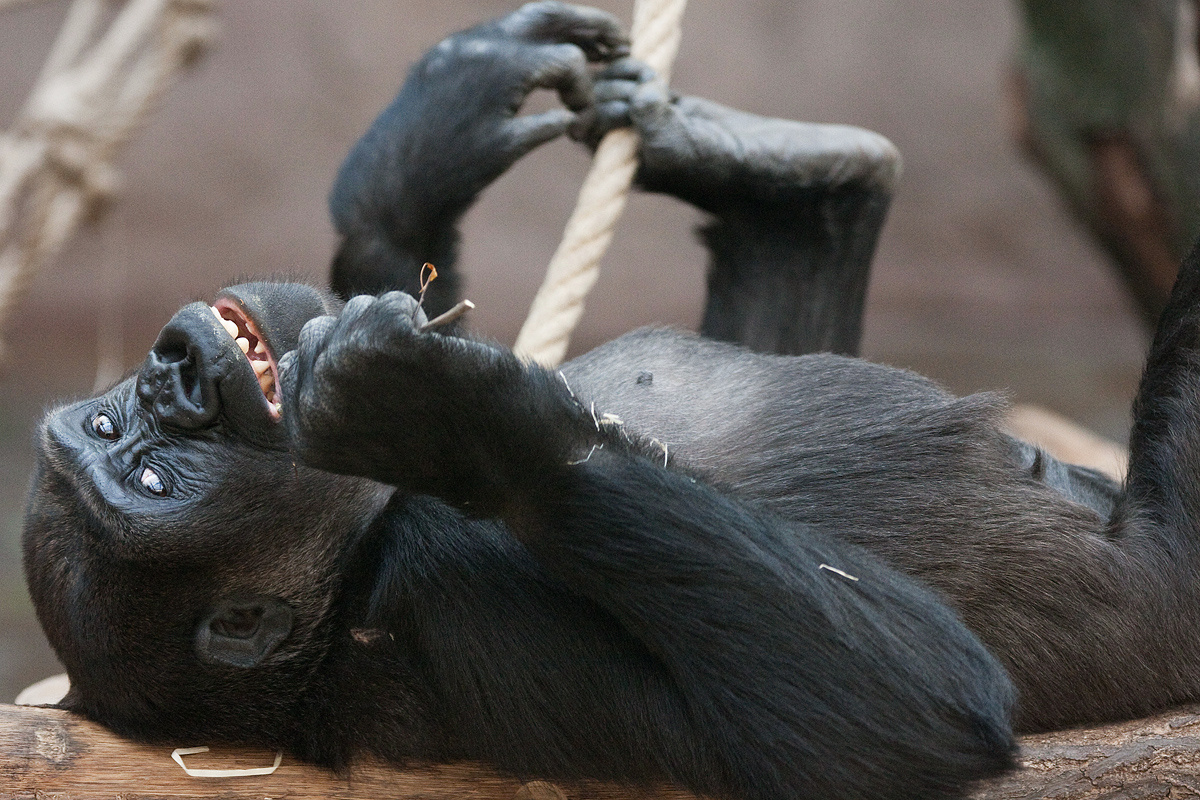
top-left (513, 0), bottom-right (687, 366)
top-left (0, 0), bottom-right (216, 359)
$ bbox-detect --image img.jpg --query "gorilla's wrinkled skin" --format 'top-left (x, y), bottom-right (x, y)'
top-left (27, 3), bottom-right (1200, 800)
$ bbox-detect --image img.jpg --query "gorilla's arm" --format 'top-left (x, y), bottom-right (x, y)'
top-left (330, 2), bottom-right (897, 355)
top-left (277, 291), bottom-right (1015, 800)
top-left (328, 2), bottom-right (628, 313)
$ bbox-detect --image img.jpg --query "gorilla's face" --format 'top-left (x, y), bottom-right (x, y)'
top-left (22, 282), bottom-right (388, 743)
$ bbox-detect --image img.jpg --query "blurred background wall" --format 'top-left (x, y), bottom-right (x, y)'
top-left (0, 0), bottom-right (1147, 700)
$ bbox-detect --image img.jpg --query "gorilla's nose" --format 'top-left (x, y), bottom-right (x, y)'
top-left (136, 302), bottom-right (225, 430)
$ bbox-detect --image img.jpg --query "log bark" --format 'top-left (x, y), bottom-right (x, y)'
top-left (0, 703), bottom-right (696, 800)
top-left (974, 704), bottom-right (1200, 800)
top-left (6, 701), bottom-right (1200, 799)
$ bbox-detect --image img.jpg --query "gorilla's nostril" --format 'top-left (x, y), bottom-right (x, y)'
top-left (153, 340), bottom-right (190, 365)
top-left (170, 350), bottom-right (201, 406)
top-left (137, 351), bottom-right (217, 430)
top-left (136, 306), bottom-right (223, 430)
top-left (170, 352), bottom-right (201, 408)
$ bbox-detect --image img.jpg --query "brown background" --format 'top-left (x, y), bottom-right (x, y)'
top-left (0, 0), bottom-right (1148, 701)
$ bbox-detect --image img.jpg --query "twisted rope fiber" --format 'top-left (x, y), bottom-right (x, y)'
top-left (0, 0), bottom-right (215, 358)
top-left (513, 0), bottom-right (688, 366)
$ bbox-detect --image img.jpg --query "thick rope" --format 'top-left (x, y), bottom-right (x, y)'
top-left (0, 0), bottom-right (215, 359)
top-left (513, 0), bottom-right (687, 366)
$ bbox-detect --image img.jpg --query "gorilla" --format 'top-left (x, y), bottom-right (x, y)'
top-left (27, 2), bottom-right (1193, 799)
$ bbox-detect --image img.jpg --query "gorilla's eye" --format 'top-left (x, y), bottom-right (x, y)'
top-left (139, 467), bottom-right (167, 496)
top-left (91, 414), bottom-right (119, 440)
top-left (211, 607), bottom-right (262, 640)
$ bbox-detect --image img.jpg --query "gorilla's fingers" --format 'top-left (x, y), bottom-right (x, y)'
top-left (338, 295), bottom-right (376, 328)
top-left (276, 350), bottom-right (299, 410)
top-left (278, 315), bottom-right (334, 434)
top-left (331, 293), bottom-right (426, 350)
top-left (573, 83), bottom-right (673, 151)
top-left (627, 82), bottom-right (674, 128)
top-left (525, 43), bottom-right (593, 112)
top-left (568, 101), bottom-right (629, 148)
top-left (292, 315), bottom-right (338, 375)
top-left (377, 290), bottom-right (429, 330)
top-left (567, 107), bottom-right (597, 144)
top-left (594, 98), bottom-right (634, 133)
top-left (508, 109), bottom-right (577, 154)
top-left (503, 1), bottom-right (628, 62)
top-left (570, 59), bottom-right (660, 146)
top-left (596, 56), bottom-right (655, 85)
top-left (593, 79), bottom-right (640, 105)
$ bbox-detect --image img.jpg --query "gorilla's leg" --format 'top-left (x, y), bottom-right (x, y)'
top-left (696, 188), bottom-right (891, 357)
top-left (581, 60), bottom-right (901, 356)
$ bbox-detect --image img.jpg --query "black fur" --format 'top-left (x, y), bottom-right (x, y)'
top-left (24, 278), bottom-right (1017, 800)
top-left (328, 4), bottom-right (897, 355)
top-left (43, 2), bottom-right (1196, 799)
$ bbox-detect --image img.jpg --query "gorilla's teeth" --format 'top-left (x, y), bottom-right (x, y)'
top-left (210, 305), bottom-right (222, 319)
top-left (221, 319), bottom-right (239, 338)
top-left (272, 402), bottom-right (282, 414)
top-left (236, 337), bottom-right (250, 354)
top-left (251, 360), bottom-right (270, 376)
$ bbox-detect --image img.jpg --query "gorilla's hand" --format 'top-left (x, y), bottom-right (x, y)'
top-left (330, 2), bottom-right (627, 237)
top-left (329, 2), bottom-right (626, 306)
top-left (277, 292), bottom-right (593, 511)
top-left (572, 59), bottom-right (901, 213)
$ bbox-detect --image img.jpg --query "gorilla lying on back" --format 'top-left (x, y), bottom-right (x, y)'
top-left (25, 3), bottom-right (1200, 799)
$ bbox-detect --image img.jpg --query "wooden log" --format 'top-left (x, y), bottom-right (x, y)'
top-left (975, 704), bottom-right (1200, 800)
top-left (0, 703), bottom-right (697, 800)
top-left (7, 700), bottom-right (1200, 799)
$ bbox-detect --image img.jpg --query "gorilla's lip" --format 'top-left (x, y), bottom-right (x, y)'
top-left (210, 298), bottom-right (282, 421)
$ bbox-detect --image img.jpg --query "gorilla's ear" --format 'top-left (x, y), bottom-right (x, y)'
top-left (195, 597), bottom-right (294, 668)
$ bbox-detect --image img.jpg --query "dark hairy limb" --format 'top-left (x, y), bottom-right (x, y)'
top-left (576, 59), bottom-right (901, 355)
top-left (328, 2), bottom-right (627, 312)
top-left (277, 291), bottom-right (598, 511)
top-left (1122, 240), bottom-right (1200, 540)
top-left (330, 5), bottom-right (896, 355)
top-left (507, 449), bottom-right (1016, 800)
top-left (276, 291), bottom-right (1015, 800)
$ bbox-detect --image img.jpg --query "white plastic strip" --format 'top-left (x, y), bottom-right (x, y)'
top-left (819, 563), bottom-right (860, 582)
top-left (171, 746), bottom-right (283, 778)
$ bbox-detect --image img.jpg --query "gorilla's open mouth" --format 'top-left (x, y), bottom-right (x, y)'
top-left (209, 299), bottom-right (282, 419)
